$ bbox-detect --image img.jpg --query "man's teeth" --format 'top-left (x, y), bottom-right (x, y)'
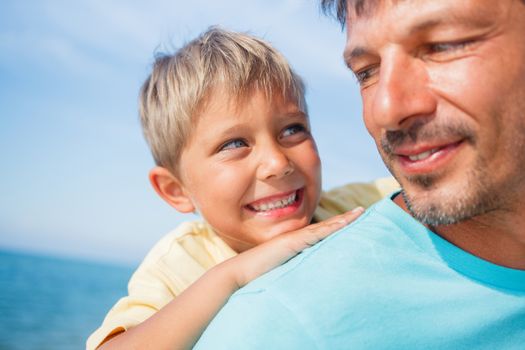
top-left (408, 148), bottom-right (439, 161)
top-left (251, 192), bottom-right (297, 212)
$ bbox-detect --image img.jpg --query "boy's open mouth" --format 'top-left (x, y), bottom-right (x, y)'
top-left (246, 189), bottom-right (302, 213)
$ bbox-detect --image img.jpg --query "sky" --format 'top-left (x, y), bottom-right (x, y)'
top-left (0, 0), bottom-right (391, 265)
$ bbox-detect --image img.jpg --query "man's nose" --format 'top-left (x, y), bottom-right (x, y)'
top-left (369, 50), bottom-right (437, 130)
top-left (256, 143), bottom-right (294, 180)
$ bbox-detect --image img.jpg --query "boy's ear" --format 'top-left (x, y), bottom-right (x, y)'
top-left (149, 166), bottom-right (196, 213)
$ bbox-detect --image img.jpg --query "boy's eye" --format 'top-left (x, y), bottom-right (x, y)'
top-left (219, 139), bottom-right (247, 151)
top-left (281, 124), bottom-right (307, 138)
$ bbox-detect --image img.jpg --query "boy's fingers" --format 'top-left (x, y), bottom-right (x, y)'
top-left (292, 207), bottom-right (365, 248)
top-left (236, 207), bottom-right (365, 285)
top-left (336, 206), bottom-right (365, 225)
top-left (313, 206), bottom-right (364, 230)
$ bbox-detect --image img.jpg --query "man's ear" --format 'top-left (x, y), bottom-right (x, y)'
top-left (149, 166), bottom-right (196, 213)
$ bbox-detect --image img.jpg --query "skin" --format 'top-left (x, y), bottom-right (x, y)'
top-left (162, 88), bottom-right (322, 253)
top-left (344, 0), bottom-right (525, 269)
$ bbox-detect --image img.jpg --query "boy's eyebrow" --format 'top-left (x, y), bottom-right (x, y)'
top-left (214, 124), bottom-right (246, 137)
top-left (283, 110), bottom-right (308, 119)
top-left (211, 110), bottom-right (308, 138)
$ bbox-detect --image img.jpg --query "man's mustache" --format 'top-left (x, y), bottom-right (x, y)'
top-left (380, 119), bottom-right (475, 157)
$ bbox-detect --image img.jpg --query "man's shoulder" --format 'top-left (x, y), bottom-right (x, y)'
top-left (238, 197), bottom-right (414, 296)
top-left (195, 198), bottom-right (424, 349)
top-left (314, 176), bottom-right (399, 220)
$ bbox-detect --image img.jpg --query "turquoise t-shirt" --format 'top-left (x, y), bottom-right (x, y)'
top-left (195, 196), bottom-right (525, 349)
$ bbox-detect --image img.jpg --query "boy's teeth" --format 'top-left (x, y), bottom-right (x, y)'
top-left (251, 192), bottom-right (297, 212)
top-left (408, 148), bottom-right (438, 161)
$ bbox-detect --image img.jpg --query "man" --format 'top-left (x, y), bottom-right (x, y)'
top-left (194, 1), bottom-right (525, 348)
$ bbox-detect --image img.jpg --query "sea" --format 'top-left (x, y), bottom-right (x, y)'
top-left (0, 249), bottom-right (135, 350)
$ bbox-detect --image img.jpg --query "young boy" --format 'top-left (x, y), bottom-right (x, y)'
top-left (87, 27), bottom-right (398, 350)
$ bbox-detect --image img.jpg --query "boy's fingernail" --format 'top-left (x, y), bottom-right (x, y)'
top-left (351, 207), bottom-right (364, 214)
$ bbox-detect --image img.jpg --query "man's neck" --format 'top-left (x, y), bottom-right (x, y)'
top-left (392, 194), bottom-right (525, 270)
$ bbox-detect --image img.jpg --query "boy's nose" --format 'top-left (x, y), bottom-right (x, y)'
top-left (257, 144), bottom-right (294, 180)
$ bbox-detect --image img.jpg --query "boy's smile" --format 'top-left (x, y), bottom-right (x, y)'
top-left (177, 89), bottom-right (321, 252)
top-left (245, 188), bottom-right (303, 217)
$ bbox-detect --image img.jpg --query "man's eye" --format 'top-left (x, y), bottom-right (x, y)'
top-left (427, 40), bottom-right (473, 54)
top-left (282, 124), bottom-right (307, 138)
top-left (354, 66), bottom-right (378, 86)
top-left (219, 139), bottom-right (247, 151)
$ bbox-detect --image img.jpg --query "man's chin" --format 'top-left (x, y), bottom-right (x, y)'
top-left (401, 189), bottom-right (462, 226)
top-left (395, 173), bottom-right (456, 224)
top-left (399, 178), bottom-right (498, 227)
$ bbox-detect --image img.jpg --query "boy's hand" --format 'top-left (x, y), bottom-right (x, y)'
top-left (229, 207), bottom-right (365, 287)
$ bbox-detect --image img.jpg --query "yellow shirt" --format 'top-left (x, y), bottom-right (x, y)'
top-left (86, 177), bottom-right (399, 350)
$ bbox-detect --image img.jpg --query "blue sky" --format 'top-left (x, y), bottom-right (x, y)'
top-left (0, 0), bottom-right (390, 265)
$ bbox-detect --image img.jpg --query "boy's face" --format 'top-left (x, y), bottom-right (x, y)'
top-left (178, 89), bottom-right (322, 252)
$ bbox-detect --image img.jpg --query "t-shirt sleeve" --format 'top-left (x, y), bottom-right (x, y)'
top-left (194, 290), bottom-right (317, 350)
top-left (86, 222), bottom-right (229, 350)
top-left (85, 263), bottom-right (180, 349)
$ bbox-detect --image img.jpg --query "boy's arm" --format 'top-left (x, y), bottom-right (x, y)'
top-left (98, 208), bottom-right (363, 350)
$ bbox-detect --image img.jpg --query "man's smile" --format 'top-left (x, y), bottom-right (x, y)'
top-left (393, 140), bottom-right (466, 176)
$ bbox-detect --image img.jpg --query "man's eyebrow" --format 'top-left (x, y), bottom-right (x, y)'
top-left (409, 18), bottom-right (442, 35)
top-left (408, 13), bottom-right (493, 36)
top-left (343, 13), bottom-right (492, 69)
top-left (343, 46), bottom-right (369, 70)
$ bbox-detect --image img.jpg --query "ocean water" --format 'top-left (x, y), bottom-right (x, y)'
top-left (0, 249), bottom-right (134, 350)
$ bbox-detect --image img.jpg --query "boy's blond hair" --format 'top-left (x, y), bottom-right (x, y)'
top-left (139, 26), bottom-right (307, 174)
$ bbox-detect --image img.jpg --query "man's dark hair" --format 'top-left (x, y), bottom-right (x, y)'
top-left (321, 0), bottom-right (379, 26)
top-left (321, 0), bottom-right (347, 26)
top-left (322, 0), bottom-right (525, 27)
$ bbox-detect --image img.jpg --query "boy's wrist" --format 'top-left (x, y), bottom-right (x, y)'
top-left (209, 257), bottom-right (245, 291)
